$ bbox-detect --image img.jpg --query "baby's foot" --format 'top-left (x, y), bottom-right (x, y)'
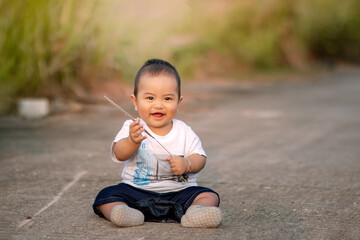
top-left (110, 205), bottom-right (144, 227)
top-left (181, 205), bottom-right (222, 228)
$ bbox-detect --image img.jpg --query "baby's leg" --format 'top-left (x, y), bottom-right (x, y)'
top-left (98, 202), bottom-right (144, 227)
top-left (191, 192), bottom-right (219, 207)
top-left (98, 202), bottom-right (126, 220)
top-left (181, 192), bottom-right (222, 228)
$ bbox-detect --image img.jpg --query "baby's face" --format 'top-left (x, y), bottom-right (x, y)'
top-left (131, 73), bottom-right (183, 136)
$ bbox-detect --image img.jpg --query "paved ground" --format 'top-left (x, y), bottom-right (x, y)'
top-left (1, 68), bottom-right (360, 239)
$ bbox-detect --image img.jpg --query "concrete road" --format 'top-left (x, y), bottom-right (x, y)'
top-left (1, 68), bottom-right (360, 239)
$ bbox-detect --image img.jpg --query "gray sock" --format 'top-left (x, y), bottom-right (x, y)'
top-left (181, 205), bottom-right (222, 228)
top-left (110, 205), bottom-right (144, 227)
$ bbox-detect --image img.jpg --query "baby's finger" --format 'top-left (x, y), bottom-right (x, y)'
top-left (133, 124), bottom-right (143, 133)
top-left (171, 167), bottom-right (181, 175)
top-left (130, 131), bottom-right (146, 144)
top-left (131, 130), bottom-right (144, 142)
top-left (130, 118), bottom-right (138, 126)
top-left (131, 124), bottom-right (143, 135)
top-left (131, 118), bottom-right (143, 129)
top-left (130, 121), bottom-right (141, 129)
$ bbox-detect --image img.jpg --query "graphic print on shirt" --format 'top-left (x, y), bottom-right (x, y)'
top-left (132, 149), bottom-right (186, 184)
top-left (133, 150), bottom-right (152, 186)
top-left (153, 153), bottom-right (187, 182)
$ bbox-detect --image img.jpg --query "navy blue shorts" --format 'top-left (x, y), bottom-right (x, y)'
top-left (93, 183), bottom-right (220, 223)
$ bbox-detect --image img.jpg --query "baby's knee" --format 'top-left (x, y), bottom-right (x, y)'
top-left (207, 192), bottom-right (220, 205)
top-left (196, 192), bottom-right (220, 206)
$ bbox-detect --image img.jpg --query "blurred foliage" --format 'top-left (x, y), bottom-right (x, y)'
top-left (1, 0), bottom-right (360, 114)
top-left (296, 0), bottom-right (360, 62)
top-left (173, 0), bottom-right (360, 74)
top-left (215, 0), bottom-right (295, 69)
top-left (0, 0), bottom-right (126, 113)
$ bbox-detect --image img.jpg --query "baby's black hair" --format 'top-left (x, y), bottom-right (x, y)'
top-left (134, 59), bottom-right (181, 98)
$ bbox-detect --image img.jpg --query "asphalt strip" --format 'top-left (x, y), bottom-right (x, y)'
top-left (17, 170), bottom-right (88, 229)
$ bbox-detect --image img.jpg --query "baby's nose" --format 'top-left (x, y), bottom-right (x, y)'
top-left (154, 100), bottom-right (164, 108)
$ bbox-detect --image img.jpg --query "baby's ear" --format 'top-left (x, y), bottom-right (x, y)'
top-left (178, 96), bottom-right (183, 104)
top-left (131, 94), bottom-right (138, 111)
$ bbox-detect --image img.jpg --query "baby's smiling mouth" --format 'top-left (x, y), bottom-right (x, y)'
top-left (151, 112), bottom-right (165, 118)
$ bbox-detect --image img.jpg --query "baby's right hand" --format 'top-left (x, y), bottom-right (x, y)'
top-left (129, 118), bottom-right (147, 144)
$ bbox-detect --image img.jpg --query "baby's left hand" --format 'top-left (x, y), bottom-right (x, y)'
top-left (166, 156), bottom-right (187, 175)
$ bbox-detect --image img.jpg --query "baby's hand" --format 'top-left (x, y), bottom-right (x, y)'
top-left (129, 118), bottom-right (146, 144)
top-left (166, 156), bottom-right (187, 175)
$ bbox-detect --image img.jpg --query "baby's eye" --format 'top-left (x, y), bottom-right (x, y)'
top-left (146, 96), bottom-right (154, 100)
top-left (164, 97), bottom-right (172, 101)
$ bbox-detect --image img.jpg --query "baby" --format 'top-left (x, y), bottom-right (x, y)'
top-left (93, 59), bottom-right (222, 227)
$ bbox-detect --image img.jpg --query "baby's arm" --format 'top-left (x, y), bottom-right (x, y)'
top-left (186, 153), bottom-right (206, 173)
top-left (113, 118), bottom-right (147, 161)
top-left (166, 154), bottom-right (206, 175)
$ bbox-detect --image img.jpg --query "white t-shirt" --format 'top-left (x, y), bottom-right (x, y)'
top-left (110, 119), bottom-right (207, 193)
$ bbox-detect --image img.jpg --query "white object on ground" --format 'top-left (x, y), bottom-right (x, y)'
top-left (18, 98), bottom-right (49, 119)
